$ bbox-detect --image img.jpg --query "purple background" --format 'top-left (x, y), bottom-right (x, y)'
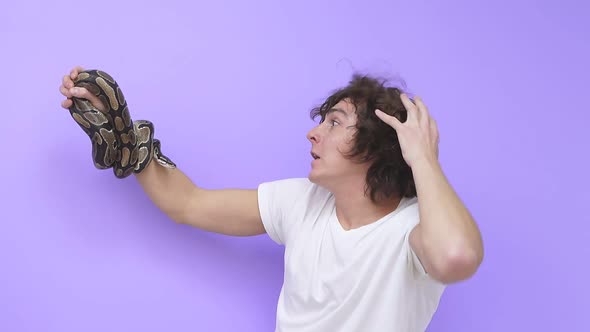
top-left (1, 0), bottom-right (588, 331)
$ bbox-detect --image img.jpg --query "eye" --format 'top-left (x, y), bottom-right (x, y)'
top-left (321, 114), bottom-right (341, 129)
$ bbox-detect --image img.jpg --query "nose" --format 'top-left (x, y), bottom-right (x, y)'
top-left (307, 125), bottom-right (320, 143)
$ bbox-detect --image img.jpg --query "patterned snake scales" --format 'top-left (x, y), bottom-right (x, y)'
top-left (67, 69), bottom-right (176, 178)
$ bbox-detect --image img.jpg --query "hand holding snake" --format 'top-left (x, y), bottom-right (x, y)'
top-left (60, 67), bottom-right (176, 178)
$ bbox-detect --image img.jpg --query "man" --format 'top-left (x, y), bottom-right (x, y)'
top-left (59, 66), bottom-right (484, 331)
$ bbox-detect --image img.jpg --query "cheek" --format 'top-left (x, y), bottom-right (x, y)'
top-left (337, 135), bottom-right (355, 152)
top-left (324, 132), bottom-right (355, 158)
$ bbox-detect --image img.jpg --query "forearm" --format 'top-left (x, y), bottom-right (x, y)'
top-left (134, 160), bottom-right (200, 223)
top-left (412, 158), bottom-right (484, 276)
top-left (133, 160), bottom-right (264, 236)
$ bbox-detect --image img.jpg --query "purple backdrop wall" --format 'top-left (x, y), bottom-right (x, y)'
top-left (1, 0), bottom-right (588, 331)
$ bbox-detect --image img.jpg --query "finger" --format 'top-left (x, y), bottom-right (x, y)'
top-left (70, 87), bottom-right (91, 99)
top-left (60, 84), bottom-right (72, 98)
top-left (70, 66), bottom-right (85, 80)
top-left (431, 118), bottom-right (440, 143)
top-left (413, 96), bottom-right (429, 114)
top-left (70, 87), bottom-right (105, 111)
top-left (61, 99), bottom-right (73, 109)
top-left (413, 96), bottom-right (430, 124)
top-left (62, 75), bottom-right (74, 89)
top-left (375, 109), bottom-right (402, 130)
top-left (400, 93), bottom-right (419, 122)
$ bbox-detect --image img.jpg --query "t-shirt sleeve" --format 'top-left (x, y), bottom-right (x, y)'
top-left (257, 178), bottom-right (313, 245)
top-left (402, 202), bottom-right (438, 279)
top-left (404, 221), bottom-right (429, 277)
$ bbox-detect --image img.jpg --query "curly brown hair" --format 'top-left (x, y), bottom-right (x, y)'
top-left (309, 74), bottom-right (416, 203)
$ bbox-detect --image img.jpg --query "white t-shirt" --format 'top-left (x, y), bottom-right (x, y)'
top-left (258, 177), bottom-right (446, 332)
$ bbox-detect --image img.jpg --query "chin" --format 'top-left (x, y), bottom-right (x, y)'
top-left (307, 172), bottom-right (318, 183)
top-left (307, 171), bottom-right (332, 190)
top-left (307, 169), bottom-right (323, 185)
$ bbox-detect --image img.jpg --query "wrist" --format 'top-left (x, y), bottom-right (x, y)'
top-left (410, 156), bottom-right (444, 185)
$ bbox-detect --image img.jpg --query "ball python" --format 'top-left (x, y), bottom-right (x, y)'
top-left (67, 69), bottom-right (176, 178)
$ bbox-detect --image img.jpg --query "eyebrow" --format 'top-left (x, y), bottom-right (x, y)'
top-left (326, 107), bottom-right (349, 118)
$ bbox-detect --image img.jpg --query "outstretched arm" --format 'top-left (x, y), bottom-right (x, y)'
top-left (60, 66), bottom-right (266, 237)
top-left (136, 161), bottom-right (265, 236)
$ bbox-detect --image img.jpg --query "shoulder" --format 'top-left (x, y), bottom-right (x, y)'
top-left (256, 178), bottom-right (332, 245)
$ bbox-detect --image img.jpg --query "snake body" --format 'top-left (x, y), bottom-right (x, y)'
top-left (67, 69), bottom-right (176, 178)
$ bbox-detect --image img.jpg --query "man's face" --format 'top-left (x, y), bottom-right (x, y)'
top-left (307, 99), bottom-right (369, 189)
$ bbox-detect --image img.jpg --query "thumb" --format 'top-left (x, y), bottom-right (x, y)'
top-left (375, 109), bottom-right (402, 130)
top-left (70, 87), bottom-right (106, 112)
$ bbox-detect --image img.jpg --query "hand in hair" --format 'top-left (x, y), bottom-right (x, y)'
top-left (374, 94), bottom-right (439, 169)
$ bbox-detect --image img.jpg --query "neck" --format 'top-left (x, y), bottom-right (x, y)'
top-left (330, 179), bottom-right (402, 231)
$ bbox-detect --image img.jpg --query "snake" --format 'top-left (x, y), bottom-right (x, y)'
top-left (67, 69), bottom-right (176, 178)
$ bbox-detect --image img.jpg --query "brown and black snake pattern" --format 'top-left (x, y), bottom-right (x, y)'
top-left (67, 69), bottom-right (176, 178)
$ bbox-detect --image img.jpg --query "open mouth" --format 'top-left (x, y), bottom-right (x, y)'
top-left (311, 152), bottom-right (320, 160)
